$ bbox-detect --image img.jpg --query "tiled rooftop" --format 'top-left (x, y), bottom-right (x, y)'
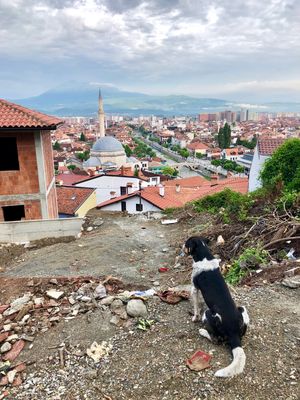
top-left (57, 186), bottom-right (95, 215)
top-left (0, 99), bottom-right (62, 129)
top-left (258, 139), bottom-right (285, 156)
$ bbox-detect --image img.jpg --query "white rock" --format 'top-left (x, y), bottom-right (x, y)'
top-left (80, 296), bottom-right (92, 302)
top-left (7, 370), bottom-right (17, 384)
top-left (126, 299), bottom-right (148, 318)
top-left (93, 284), bottom-right (107, 300)
top-left (100, 296), bottom-right (115, 306)
top-left (217, 235), bottom-right (225, 245)
top-left (46, 289), bottom-right (64, 300)
top-left (6, 334), bottom-right (18, 342)
top-left (1, 342), bottom-right (12, 353)
top-left (86, 226), bottom-right (93, 232)
top-left (34, 297), bottom-right (44, 306)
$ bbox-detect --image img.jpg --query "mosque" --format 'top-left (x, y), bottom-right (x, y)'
top-left (83, 91), bottom-right (127, 170)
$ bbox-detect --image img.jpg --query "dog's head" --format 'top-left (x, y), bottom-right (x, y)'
top-left (183, 236), bottom-right (212, 261)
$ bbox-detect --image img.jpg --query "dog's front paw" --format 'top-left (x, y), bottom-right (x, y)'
top-left (192, 315), bottom-right (200, 322)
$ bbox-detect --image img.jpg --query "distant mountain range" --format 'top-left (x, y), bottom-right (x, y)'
top-left (14, 82), bottom-right (300, 117)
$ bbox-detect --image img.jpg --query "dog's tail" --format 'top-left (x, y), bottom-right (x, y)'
top-left (214, 344), bottom-right (246, 378)
top-left (214, 306), bottom-right (249, 378)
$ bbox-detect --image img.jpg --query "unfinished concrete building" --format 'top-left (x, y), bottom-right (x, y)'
top-left (0, 99), bottom-right (62, 221)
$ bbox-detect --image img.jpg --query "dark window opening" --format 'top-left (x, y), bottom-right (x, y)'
top-left (2, 205), bottom-right (25, 221)
top-left (121, 201), bottom-right (127, 212)
top-left (120, 186), bottom-right (127, 195)
top-left (136, 203), bottom-right (143, 212)
top-left (0, 137), bottom-right (20, 171)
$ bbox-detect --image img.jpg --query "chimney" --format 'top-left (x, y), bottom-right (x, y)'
top-left (175, 184), bottom-right (181, 193)
top-left (110, 191), bottom-right (117, 199)
top-left (159, 184), bottom-right (165, 197)
top-left (210, 174), bottom-right (218, 185)
top-left (127, 182), bottom-right (134, 194)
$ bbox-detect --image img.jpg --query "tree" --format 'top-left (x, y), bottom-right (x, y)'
top-left (53, 141), bottom-right (61, 150)
top-left (76, 150), bottom-right (90, 161)
top-left (67, 164), bottom-right (76, 171)
top-left (161, 166), bottom-right (178, 176)
top-left (260, 138), bottom-right (300, 191)
top-left (217, 127), bottom-right (225, 149)
top-left (223, 123), bottom-right (231, 148)
top-left (217, 123), bottom-right (231, 149)
top-left (123, 144), bottom-right (133, 157)
top-left (79, 132), bottom-right (86, 141)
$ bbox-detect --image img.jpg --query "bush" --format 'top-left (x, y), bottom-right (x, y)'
top-left (260, 138), bottom-right (300, 192)
top-left (225, 247), bottom-right (269, 285)
top-left (193, 188), bottom-right (253, 221)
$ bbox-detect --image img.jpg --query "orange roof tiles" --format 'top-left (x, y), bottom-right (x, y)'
top-left (258, 138), bottom-right (285, 156)
top-left (57, 186), bottom-right (95, 215)
top-left (187, 142), bottom-right (209, 151)
top-left (0, 99), bottom-right (62, 129)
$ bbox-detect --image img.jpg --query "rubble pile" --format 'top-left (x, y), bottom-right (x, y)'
top-left (0, 273), bottom-right (191, 398)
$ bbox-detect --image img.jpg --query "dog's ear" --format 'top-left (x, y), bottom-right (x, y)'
top-left (203, 238), bottom-right (210, 246)
top-left (185, 237), bottom-right (196, 255)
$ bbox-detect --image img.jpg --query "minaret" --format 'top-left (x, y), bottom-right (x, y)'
top-left (98, 89), bottom-right (105, 139)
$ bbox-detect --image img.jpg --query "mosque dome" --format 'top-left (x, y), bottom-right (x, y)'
top-left (92, 136), bottom-right (124, 152)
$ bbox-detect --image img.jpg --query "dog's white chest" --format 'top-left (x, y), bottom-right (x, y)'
top-left (191, 258), bottom-right (220, 279)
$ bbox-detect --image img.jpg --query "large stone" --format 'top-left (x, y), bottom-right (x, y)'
top-left (0, 342), bottom-right (12, 353)
top-left (126, 299), bottom-right (148, 318)
top-left (282, 276), bottom-right (300, 289)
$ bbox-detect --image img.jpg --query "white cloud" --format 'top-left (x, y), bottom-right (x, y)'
top-left (0, 0), bottom-right (299, 100)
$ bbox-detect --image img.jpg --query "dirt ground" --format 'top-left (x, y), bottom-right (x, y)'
top-left (0, 211), bottom-right (299, 400)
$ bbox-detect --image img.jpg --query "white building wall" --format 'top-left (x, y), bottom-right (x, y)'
top-left (248, 147), bottom-right (269, 192)
top-left (100, 196), bottom-right (161, 214)
top-left (75, 176), bottom-right (141, 204)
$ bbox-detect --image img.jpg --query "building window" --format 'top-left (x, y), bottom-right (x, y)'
top-left (2, 205), bottom-right (25, 221)
top-left (0, 137), bottom-right (20, 171)
top-left (120, 186), bottom-right (127, 195)
top-left (136, 203), bottom-right (143, 212)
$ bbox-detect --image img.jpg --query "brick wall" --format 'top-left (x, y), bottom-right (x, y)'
top-left (0, 199), bottom-right (41, 221)
top-left (0, 131), bottom-right (39, 195)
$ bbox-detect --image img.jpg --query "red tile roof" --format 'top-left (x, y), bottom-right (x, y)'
top-left (0, 99), bottom-right (62, 129)
top-left (187, 142), bottom-right (209, 151)
top-left (56, 173), bottom-right (91, 186)
top-left (57, 186), bottom-right (95, 215)
top-left (258, 139), bottom-right (285, 156)
top-left (97, 177), bottom-right (248, 210)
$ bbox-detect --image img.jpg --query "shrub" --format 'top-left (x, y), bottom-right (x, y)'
top-left (193, 188), bottom-right (253, 221)
top-left (260, 138), bottom-right (300, 191)
top-left (225, 247), bottom-right (269, 285)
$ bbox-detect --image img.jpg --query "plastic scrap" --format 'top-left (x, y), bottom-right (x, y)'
top-left (157, 290), bottom-right (190, 304)
top-left (137, 319), bottom-right (155, 331)
top-left (186, 350), bottom-right (212, 371)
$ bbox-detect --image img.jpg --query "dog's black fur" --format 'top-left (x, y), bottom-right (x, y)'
top-left (185, 236), bottom-right (249, 377)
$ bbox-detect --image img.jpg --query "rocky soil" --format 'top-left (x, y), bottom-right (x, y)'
top-left (0, 211), bottom-right (299, 400)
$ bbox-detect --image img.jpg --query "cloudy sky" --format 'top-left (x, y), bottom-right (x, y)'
top-left (0, 0), bottom-right (299, 102)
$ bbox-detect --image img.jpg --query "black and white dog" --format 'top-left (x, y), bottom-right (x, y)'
top-left (183, 236), bottom-right (249, 378)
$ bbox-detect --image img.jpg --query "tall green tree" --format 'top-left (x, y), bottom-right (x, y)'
top-left (223, 123), bottom-right (231, 148)
top-left (79, 132), bottom-right (86, 141)
top-left (217, 127), bottom-right (225, 149)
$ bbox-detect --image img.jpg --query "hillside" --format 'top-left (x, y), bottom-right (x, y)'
top-left (12, 82), bottom-right (300, 116)
top-left (0, 209), bottom-right (299, 400)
